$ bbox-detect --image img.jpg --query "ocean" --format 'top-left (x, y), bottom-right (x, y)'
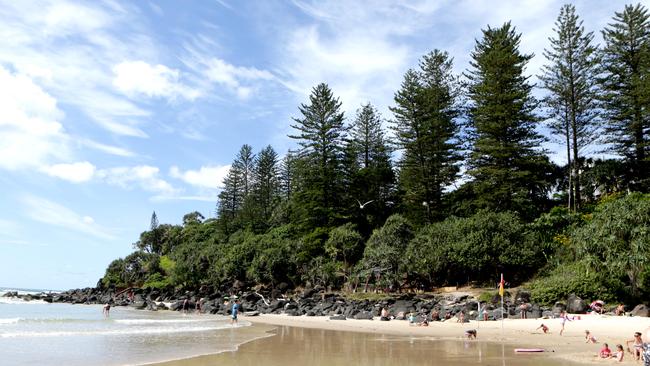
top-left (0, 287), bottom-right (271, 366)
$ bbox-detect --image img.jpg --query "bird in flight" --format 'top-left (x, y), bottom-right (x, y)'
top-left (356, 199), bottom-right (375, 209)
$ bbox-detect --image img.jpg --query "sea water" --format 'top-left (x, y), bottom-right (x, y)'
top-left (0, 288), bottom-right (270, 366)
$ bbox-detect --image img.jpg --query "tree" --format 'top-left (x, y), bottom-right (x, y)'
top-left (289, 83), bottom-right (347, 228)
top-left (600, 4), bottom-right (650, 190)
top-left (251, 145), bottom-right (280, 231)
top-left (217, 145), bottom-right (255, 232)
top-left (574, 193), bottom-right (650, 297)
top-left (541, 4), bottom-right (600, 210)
top-left (346, 103), bottom-right (395, 232)
top-left (391, 50), bottom-right (462, 223)
top-left (466, 22), bottom-right (552, 218)
top-left (358, 214), bottom-right (414, 291)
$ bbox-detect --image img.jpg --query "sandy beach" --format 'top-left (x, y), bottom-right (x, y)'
top-left (152, 312), bottom-right (650, 366)
top-left (241, 313), bottom-right (650, 364)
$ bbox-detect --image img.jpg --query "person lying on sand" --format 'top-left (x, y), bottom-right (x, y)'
top-left (585, 330), bottom-right (597, 344)
top-left (536, 323), bottom-right (549, 334)
top-left (464, 329), bottom-right (477, 340)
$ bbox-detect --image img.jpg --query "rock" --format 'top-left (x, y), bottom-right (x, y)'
top-left (353, 311), bottom-right (374, 320)
top-left (330, 315), bottom-right (346, 320)
top-left (305, 311), bottom-right (316, 316)
top-left (169, 301), bottom-right (183, 311)
top-left (631, 304), bottom-right (650, 317)
top-left (567, 294), bottom-right (587, 313)
top-left (285, 309), bottom-right (300, 316)
top-left (552, 302), bottom-right (566, 315)
top-left (515, 290), bottom-right (531, 304)
top-left (156, 302), bottom-right (168, 310)
top-left (244, 311), bottom-right (260, 316)
top-left (542, 310), bottom-right (554, 318)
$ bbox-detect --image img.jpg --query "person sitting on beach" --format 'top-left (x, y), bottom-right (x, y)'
top-left (431, 310), bottom-right (440, 322)
top-left (464, 329), bottom-right (477, 340)
top-left (613, 344), bottom-right (624, 362)
top-left (599, 343), bottom-right (612, 358)
top-left (418, 314), bottom-right (429, 327)
top-left (536, 323), bottom-right (549, 334)
top-left (626, 332), bottom-right (643, 361)
top-left (380, 307), bottom-right (391, 321)
top-left (102, 303), bottom-right (111, 317)
top-left (615, 304), bottom-right (625, 316)
top-left (585, 330), bottom-right (597, 344)
top-left (457, 311), bottom-right (465, 323)
top-left (408, 312), bottom-right (417, 325)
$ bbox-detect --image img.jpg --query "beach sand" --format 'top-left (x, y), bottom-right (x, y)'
top-left (154, 313), bottom-right (650, 365)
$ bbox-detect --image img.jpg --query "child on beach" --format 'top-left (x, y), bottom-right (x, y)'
top-left (626, 332), bottom-right (643, 361)
top-left (613, 344), bottom-right (624, 362)
top-left (598, 343), bottom-right (612, 358)
top-left (231, 299), bottom-right (240, 325)
top-left (585, 330), bottom-right (597, 343)
top-left (102, 303), bottom-right (111, 317)
top-left (559, 311), bottom-right (572, 336)
top-left (536, 323), bottom-right (549, 334)
top-left (464, 329), bottom-right (477, 340)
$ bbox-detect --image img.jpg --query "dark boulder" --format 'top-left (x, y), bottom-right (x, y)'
top-left (330, 315), bottom-right (346, 320)
top-left (631, 304), bottom-right (650, 317)
top-left (353, 311), bottom-right (374, 320)
top-left (567, 294), bottom-right (587, 313)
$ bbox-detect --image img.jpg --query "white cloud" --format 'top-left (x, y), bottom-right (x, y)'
top-left (41, 162), bottom-right (96, 183)
top-left (0, 1), bottom-right (157, 137)
top-left (96, 165), bottom-right (178, 195)
top-left (0, 66), bottom-right (70, 170)
top-left (182, 45), bottom-right (277, 100)
top-left (113, 60), bottom-right (200, 100)
top-left (21, 195), bottom-right (114, 240)
top-left (169, 165), bottom-right (230, 189)
top-left (78, 139), bottom-right (135, 157)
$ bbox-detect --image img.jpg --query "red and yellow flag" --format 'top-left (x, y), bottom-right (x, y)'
top-left (499, 273), bottom-right (504, 297)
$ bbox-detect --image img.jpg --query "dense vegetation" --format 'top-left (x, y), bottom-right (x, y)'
top-left (103, 4), bottom-right (650, 305)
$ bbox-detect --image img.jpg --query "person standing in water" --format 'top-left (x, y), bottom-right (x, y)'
top-left (231, 299), bottom-right (240, 325)
top-left (102, 303), bottom-right (111, 317)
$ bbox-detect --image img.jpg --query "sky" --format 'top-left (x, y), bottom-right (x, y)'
top-left (0, 0), bottom-right (638, 290)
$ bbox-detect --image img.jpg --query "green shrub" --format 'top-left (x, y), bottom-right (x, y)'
top-left (142, 273), bottom-right (171, 289)
top-left (528, 260), bottom-right (625, 305)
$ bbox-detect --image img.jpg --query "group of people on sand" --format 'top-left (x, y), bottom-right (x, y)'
top-left (535, 312), bottom-right (648, 363)
top-left (595, 331), bottom-right (645, 363)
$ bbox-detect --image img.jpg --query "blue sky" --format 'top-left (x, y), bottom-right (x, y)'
top-left (0, 0), bottom-right (631, 290)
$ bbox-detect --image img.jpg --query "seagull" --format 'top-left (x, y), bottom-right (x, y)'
top-left (356, 199), bottom-right (375, 209)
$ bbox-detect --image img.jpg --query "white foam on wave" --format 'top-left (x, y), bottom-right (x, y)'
top-left (0, 318), bottom-right (21, 324)
top-left (115, 318), bottom-right (220, 325)
top-left (0, 324), bottom-right (240, 338)
top-left (0, 298), bottom-right (47, 305)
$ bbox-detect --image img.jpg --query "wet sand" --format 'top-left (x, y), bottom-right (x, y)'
top-left (155, 325), bottom-right (579, 366)
top-left (154, 313), bottom-right (650, 365)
